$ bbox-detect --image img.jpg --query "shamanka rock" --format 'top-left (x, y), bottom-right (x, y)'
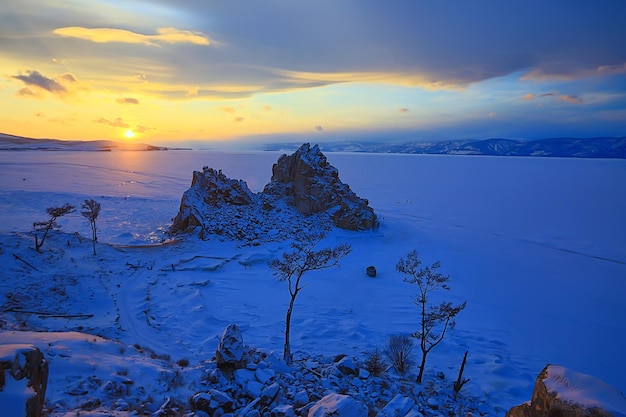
top-left (170, 143), bottom-right (378, 243)
top-left (506, 364), bottom-right (626, 417)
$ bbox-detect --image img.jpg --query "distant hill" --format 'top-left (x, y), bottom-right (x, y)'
top-left (265, 137), bottom-right (626, 159)
top-left (0, 132), bottom-right (169, 151)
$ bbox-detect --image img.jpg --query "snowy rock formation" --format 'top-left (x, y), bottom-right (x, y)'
top-left (506, 364), bottom-right (626, 417)
top-left (0, 344), bottom-right (48, 417)
top-left (171, 143), bottom-right (378, 242)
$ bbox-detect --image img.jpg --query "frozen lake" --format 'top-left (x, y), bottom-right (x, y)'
top-left (1, 149), bottom-right (625, 399)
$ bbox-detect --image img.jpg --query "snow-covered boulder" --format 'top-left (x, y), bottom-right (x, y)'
top-left (335, 355), bottom-right (358, 376)
top-left (0, 344), bottom-right (48, 417)
top-left (377, 394), bottom-right (416, 417)
top-left (272, 404), bottom-right (295, 417)
top-left (191, 389), bottom-right (234, 415)
top-left (215, 324), bottom-right (245, 368)
top-left (506, 364), bottom-right (626, 417)
top-left (308, 393), bottom-right (368, 417)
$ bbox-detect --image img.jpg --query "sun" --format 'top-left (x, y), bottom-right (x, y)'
top-left (124, 129), bottom-right (135, 139)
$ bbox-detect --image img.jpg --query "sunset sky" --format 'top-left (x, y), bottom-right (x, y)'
top-left (1, 1), bottom-right (625, 146)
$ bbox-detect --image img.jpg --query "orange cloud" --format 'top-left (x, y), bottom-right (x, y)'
top-left (558, 94), bottom-right (583, 104)
top-left (52, 27), bottom-right (210, 47)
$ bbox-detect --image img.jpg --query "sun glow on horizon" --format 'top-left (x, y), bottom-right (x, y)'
top-left (124, 129), bottom-right (135, 139)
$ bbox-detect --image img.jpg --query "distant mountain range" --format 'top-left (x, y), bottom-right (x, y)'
top-left (2, 132), bottom-right (625, 158)
top-left (0, 132), bottom-right (169, 151)
top-left (265, 137), bottom-right (626, 159)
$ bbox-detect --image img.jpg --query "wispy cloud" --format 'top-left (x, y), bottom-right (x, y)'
top-left (220, 107), bottom-right (237, 114)
top-left (13, 70), bottom-right (67, 94)
top-left (116, 97), bottom-right (139, 105)
top-left (12, 70), bottom-right (80, 98)
top-left (93, 117), bottom-right (129, 128)
top-left (558, 94), bottom-right (583, 104)
top-left (523, 91), bottom-right (583, 104)
top-left (315, 125), bottom-right (324, 132)
top-left (135, 124), bottom-right (155, 133)
top-left (398, 108), bottom-right (410, 113)
top-left (52, 27), bottom-right (210, 47)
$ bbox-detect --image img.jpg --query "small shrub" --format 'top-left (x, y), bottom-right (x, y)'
top-left (384, 334), bottom-right (414, 374)
top-left (364, 347), bottom-right (387, 377)
top-left (176, 358), bottom-right (190, 368)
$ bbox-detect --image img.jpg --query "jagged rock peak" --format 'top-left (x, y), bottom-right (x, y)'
top-left (192, 167), bottom-right (255, 207)
top-left (264, 143), bottom-right (378, 230)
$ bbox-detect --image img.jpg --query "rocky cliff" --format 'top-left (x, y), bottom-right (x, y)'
top-left (170, 143), bottom-right (378, 242)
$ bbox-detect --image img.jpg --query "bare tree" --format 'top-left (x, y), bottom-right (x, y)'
top-left (33, 203), bottom-right (75, 252)
top-left (396, 250), bottom-right (466, 383)
top-left (81, 199), bottom-right (101, 255)
top-left (269, 234), bottom-right (351, 364)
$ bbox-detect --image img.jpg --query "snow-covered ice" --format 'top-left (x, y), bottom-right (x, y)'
top-left (0, 149), bottom-right (624, 415)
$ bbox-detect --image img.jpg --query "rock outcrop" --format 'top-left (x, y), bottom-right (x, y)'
top-left (507, 364), bottom-right (626, 417)
top-left (0, 344), bottom-right (48, 417)
top-left (170, 143), bottom-right (378, 242)
top-left (171, 167), bottom-right (256, 236)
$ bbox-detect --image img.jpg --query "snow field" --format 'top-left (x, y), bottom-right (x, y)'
top-left (0, 150), bottom-right (624, 415)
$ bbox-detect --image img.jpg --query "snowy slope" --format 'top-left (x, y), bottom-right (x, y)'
top-left (1, 150), bottom-right (625, 415)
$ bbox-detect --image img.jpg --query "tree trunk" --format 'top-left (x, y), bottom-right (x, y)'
top-left (283, 295), bottom-right (296, 365)
top-left (417, 350), bottom-right (427, 384)
top-left (91, 223), bottom-right (97, 255)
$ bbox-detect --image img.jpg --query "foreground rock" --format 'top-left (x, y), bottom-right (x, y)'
top-left (308, 393), bottom-right (367, 417)
top-left (507, 364), bottom-right (626, 417)
top-left (187, 324), bottom-right (483, 417)
top-left (0, 344), bottom-right (48, 417)
top-left (216, 324), bottom-right (245, 368)
top-left (171, 143), bottom-right (378, 243)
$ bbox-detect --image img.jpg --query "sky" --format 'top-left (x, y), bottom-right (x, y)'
top-left (1, 1), bottom-right (625, 146)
